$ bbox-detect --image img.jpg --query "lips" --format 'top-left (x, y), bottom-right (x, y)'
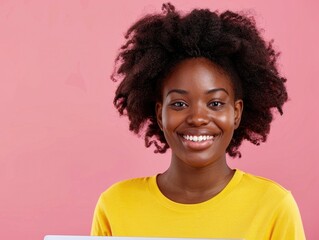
top-left (182, 135), bottom-right (214, 142)
top-left (178, 131), bottom-right (216, 151)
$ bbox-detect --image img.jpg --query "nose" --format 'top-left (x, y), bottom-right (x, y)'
top-left (186, 103), bottom-right (210, 126)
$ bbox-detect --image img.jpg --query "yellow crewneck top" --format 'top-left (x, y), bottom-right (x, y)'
top-left (91, 169), bottom-right (305, 239)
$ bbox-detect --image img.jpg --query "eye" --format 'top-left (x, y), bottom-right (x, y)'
top-left (170, 101), bottom-right (188, 110)
top-left (208, 101), bottom-right (224, 109)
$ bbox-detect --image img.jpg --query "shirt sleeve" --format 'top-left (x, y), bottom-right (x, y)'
top-left (90, 194), bottom-right (112, 236)
top-left (270, 192), bottom-right (306, 240)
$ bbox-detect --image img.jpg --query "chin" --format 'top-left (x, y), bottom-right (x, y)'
top-left (181, 152), bottom-right (226, 169)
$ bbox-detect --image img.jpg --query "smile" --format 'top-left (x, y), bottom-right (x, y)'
top-left (182, 135), bottom-right (214, 142)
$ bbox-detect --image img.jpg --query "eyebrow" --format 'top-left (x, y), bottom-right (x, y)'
top-left (166, 88), bottom-right (229, 97)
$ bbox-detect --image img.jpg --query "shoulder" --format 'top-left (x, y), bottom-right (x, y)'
top-left (237, 170), bottom-right (305, 239)
top-left (239, 170), bottom-right (290, 195)
top-left (236, 170), bottom-right (303, 221)
top-left (99, 176), bottom-right (155, 203)
top-left (235, 170), bottom-right (293, 206)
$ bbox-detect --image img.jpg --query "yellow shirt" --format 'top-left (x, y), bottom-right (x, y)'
top-left (91, 169), bottom-right (305, 239)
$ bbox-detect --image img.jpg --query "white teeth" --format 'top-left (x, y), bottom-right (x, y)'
top-left (183, 135), bottom-right (214, 142)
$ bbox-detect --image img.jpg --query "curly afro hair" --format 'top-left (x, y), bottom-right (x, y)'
top-left (112, 3), bottom-right (288, 157)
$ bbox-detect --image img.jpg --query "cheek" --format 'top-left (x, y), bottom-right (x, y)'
top-left (212, 110), bottom-right (235, 130)
top-left (162, 109), bottom-right (183, 130)
top-left (161, 110), bottom-right (183, 148)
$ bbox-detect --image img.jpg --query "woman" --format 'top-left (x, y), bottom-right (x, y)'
top-left (91, 3), bottom-right (305, 239)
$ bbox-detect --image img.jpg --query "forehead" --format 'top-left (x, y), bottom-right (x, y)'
top-left (162, 57), bottom-right (234, 94)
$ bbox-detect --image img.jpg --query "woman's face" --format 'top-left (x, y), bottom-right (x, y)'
top-left (156, 57), bottom-right (243, 168)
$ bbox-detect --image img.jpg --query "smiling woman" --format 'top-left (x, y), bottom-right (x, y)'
top-left (91, 3), bottom-right (305, 239)
top-left (155, 58), bottom-right (243, 204)
top-left (156, 58), bottom-right (243, 171)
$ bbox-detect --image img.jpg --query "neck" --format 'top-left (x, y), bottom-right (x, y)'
top-left (157, 153), bottom-right (235, 203)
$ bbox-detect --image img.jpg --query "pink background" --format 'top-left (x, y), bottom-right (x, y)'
top-left (0, 0), bottom-right (318, 239)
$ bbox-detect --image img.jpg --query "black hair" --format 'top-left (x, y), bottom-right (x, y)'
top-left (112, 3), bottom-right (288, 157)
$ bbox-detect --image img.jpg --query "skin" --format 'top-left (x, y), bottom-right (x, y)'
top-left (156, 57), bottom-right (243, 204)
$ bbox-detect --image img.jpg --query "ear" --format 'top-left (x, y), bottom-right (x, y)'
top-left (234, 99), bottom-right (243, 129)
top-left (155, 102), bottom-right (163, 131)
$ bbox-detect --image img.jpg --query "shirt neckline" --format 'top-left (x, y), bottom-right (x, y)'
top-left (148, 169), bottom-right (244, 211)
